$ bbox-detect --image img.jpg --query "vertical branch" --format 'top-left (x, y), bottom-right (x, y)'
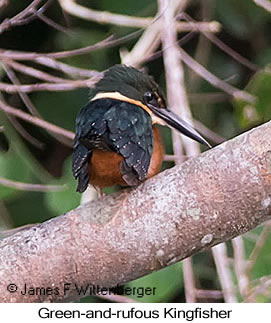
top-left (212, 244), bottom-right (237, 302)
top-left (159, 0), bottom-right (238, 303)
top-left (159, 0), bottom-right (199, 157)
top-left (159, 0), bottom-right (198, 302)
top-left (121, 0), bottom-right (187, 67)
top-left (232, 236), bottom-right (250, 298)
top-left (188, 0), bottom-right (213, 90)
top-left (182, 257), bottom-right (197, 302)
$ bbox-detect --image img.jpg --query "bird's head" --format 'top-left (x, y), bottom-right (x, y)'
top-left (90, 64), bottom-right (211, 148)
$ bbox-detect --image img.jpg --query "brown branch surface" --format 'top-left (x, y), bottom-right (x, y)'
top-left (0, 121), bottom-right (271, 302)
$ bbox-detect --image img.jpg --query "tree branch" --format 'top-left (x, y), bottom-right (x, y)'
top-left (159, 0), bottom-right (198, 301)
top-left (0, 176), bottom-right (66, 192)
top-left (0, 121), bottom-right (270, 302)
top-left (0, 100), bottom-right (74, 140)
top-left (253, 0), bottom-right (271, 13)
top-left (58, 0), bottom-right (221, 32)
top-left (0, 0), bottom-right (44, 34)
top-left (177, 47), bottom-right (256, 104)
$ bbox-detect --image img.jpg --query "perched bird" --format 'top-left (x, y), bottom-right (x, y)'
top-left (72, 64), bottom-right (210, 193)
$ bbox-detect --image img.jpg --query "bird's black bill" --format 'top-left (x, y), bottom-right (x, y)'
top-left (148, 105), bottom-right (212, 148)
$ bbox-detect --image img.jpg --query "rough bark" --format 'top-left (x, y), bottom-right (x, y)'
top-left (0, 121), bottom-right (271, 302)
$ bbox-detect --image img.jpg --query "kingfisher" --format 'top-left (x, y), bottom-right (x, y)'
top-left (72, 64), bottom-right (211, 193)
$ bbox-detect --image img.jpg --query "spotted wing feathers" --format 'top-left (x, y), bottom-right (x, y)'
top-left (72, 98), bottom-right (153, 191)
top-left (105, 102), bottom-right (153, 186)
top-left (72, 100), bottom-right (110, 192)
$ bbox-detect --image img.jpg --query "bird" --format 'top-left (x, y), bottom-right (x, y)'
top-left (72, 64), bottom-right (211, 193)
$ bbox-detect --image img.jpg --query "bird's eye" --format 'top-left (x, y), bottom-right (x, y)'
top-left (144, 91), bottom-right (155, 103)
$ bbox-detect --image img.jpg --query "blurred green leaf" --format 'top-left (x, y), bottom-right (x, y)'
top-left (0, 148), bottom-right (32, 200)
top-left (31, 89), bottom-right (87, 131)
top-left (7, 191), bottom-right (56, 226)
top-left (55, 28), bottom-right (109, 70)
top-left (256, 48), bottom-right (271, 67)
top-left (0, 113), bottom-right (52, 183)
top-left (250, 232), bottom-right (271, 280)
top-left (98, 0), bottom-right (155, 16)
top-left (254, 292), bottom-right (271, 303)
top-left (235, 66), bottom-right (271, 128)
top-left (45, 157), bottom-right (81, 215)
top-left (216, 0), bottom-right (270, 40)
top-left (127, 262), bottom-right (183, 302)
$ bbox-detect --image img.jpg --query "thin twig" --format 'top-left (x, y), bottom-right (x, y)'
top-left (0, 35), bottom-right (113, 59)
top-left (188, 1), bottom-right (214, 90)
top-left (0, 78), bottom-right (97, 93)
top-left (0, 30), bottom-right (145, 60)
top-left (163, 154), bottom-right (188, 161)
top-left (189, 92), bottom-right (229, 104)
top-left (58, 0), bottom-right (151, 28)
top-left (131, 30), bottom-right (196, 67)
top-left (179, 13), bottom-right (259, 72)
top-left (0, 100), bottom-right (74, 140)
top-left (244, 231), bottom-right (260, 243)
top-left (36, 12), bottom-right (71, 34)
top-left (34, 57), bottom-right (100, 79)
top-left (159, 0), bottom-right (198, 156)
top-left (121, 0), bottom-right (188, 67)
top-left (244, 276), bottom-right (271, 302)
top-left (1, 62), bottom-right (42, 116)
top-left (202, 31), bottom-right (259, 72)
top-left (182, 258), bottom-right (197, 302)
top-left (253, 0), bottom-right (271, 13)
top-left (232, 236), bottom-right (250, 298)
top-left (3, 59), bottom-right (71, 83)
top-left (212, 244), bottom-right (237, 302)
top-left (7, 115), bottom-right (44, 149)
top-left (0, 176), bottom-right (66, 192)
top-left (193, 120), bottom-right (226, 144)
top-left (0, 97), bottom-right (54, 183)
top-left (0, 0), bottom-right (43, 34)
top-left (120, 22), bottom-right (161, 67)
top-left (59, 0), bottom-right (220, 32)
top-left (247, 223), bottom-right (271, 274)
top-left (177, 47), bottom-right (256, 103)
top-left (2, 62), bottom-right (72, 146)
top-left (2, 62), bottom-right (47, 147)
top-left (0, 0), bottom-right (9, 9)
top-left (196, 289), bottom-right (224, 300)
top-left (1, 62), bottom-right (72, 146)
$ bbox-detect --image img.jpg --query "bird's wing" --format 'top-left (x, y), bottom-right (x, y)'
top-left (104, 100), bottom-right (153, 186)
top-left (72, 99), bottom-right (111, 192)
top-left (72, 98), bottom-right (153, 192)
